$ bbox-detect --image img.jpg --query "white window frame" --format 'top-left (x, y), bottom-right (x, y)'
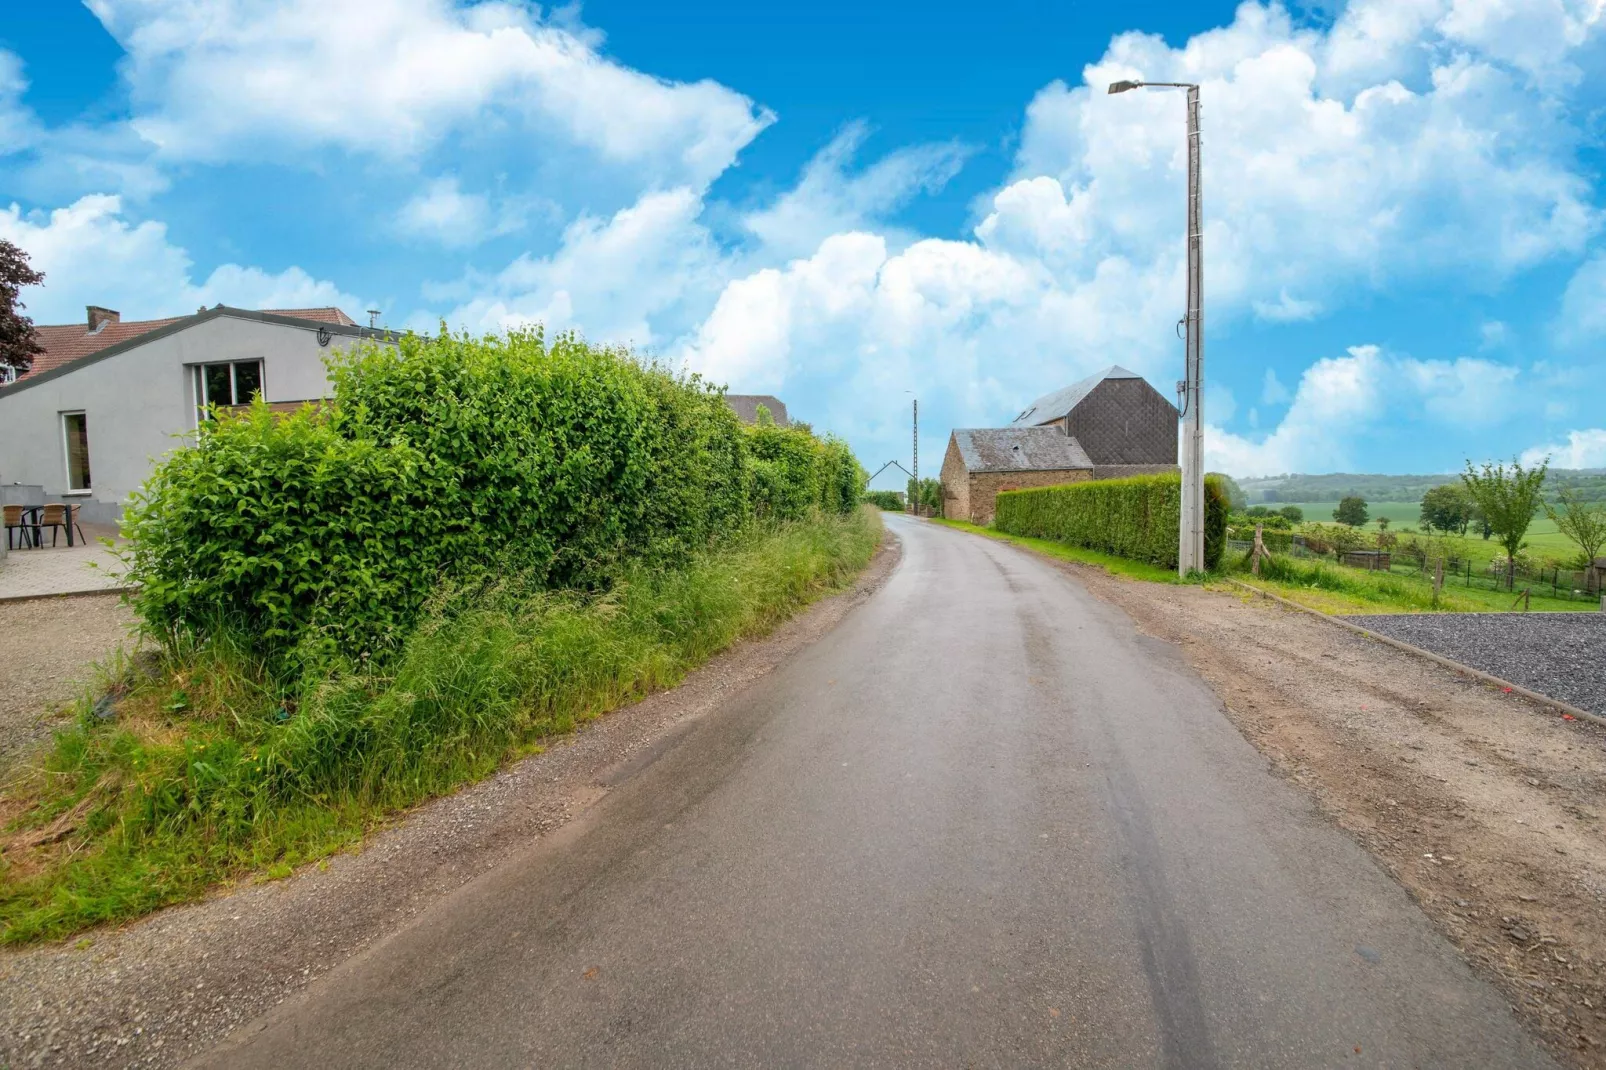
top-left (60, 410), bottom-right (91, 495)
top-left (191, 358), bottom-right (266, 425)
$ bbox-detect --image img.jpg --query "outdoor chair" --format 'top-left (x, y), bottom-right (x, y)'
top-left (3, 505), bottom-right (36, 550)
top-left (34, 504), bottom-right (86, 548)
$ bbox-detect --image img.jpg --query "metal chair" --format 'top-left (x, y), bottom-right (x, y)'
top-left (3, 505), bottom-right (36, 550)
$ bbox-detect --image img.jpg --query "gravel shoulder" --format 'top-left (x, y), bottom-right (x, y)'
top-left (0, 533), bottom-right (900, 1070)
top-left (0, 593), bottom-right (136, 768)
top-left (1344, 613), bottom-right (1606, 716)
top-left (1047, 565), bottom-right (1606, 1067)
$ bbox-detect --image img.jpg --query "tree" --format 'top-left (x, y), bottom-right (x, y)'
top-left (1419, 483), bottom-right (1473, 535)
top-left (0, 239), bottom-right (45, 378)
top-left (1333, 495), bottom-right (1368, 526)
top-left (1211, 472), bottom-right (1247, 512)
top-left (1376, 516), bottom-right (1390, 531)
top-left (1462, 457), bottom-right (1548, 589)
top-left (1546, 487), bottom-right (1606, 572)
top-left (1279, 505), bottom-right (1303, 524)
top-left (907, 476), bottom-right (942, 517)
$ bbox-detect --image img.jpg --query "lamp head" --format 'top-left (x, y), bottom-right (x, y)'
top-left (1107, 80), bottom-right (1142, 94)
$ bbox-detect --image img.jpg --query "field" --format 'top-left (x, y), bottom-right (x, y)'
top-left (1276, 502), bottom-right (1578, 566)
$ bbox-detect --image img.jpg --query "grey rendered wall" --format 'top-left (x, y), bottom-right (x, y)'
top-left (0, 315), bottom-right (368, 522)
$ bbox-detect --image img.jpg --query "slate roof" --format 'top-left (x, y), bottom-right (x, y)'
top-left (725, 394), bottom-right (790, 427)
top-left (951, 427), bottom-right (1094, 473)
top-left (1008, 364), bottom-right (1145, 426)
top-left (16, 306), bottom-right (359, 383)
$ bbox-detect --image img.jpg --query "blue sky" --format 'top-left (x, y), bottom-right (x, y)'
top-left (2, 1), bottom-right (1604, 484)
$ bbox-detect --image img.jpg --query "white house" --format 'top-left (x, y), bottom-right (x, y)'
top-left (0, 304), bottom-right (392, 524)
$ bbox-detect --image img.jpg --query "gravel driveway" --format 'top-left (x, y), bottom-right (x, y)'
top-left (1344, 612), bottom-right (1606, 714)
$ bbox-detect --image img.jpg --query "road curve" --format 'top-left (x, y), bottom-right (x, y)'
top-left (196, 514), bottom-right (1555, 1069)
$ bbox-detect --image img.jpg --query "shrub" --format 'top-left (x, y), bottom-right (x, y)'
top-left (122, 328), bottom-right (862, 674)
top-left (993, 473), bottom-right (1229, 570)
top-left (863, 490), bottom-right (905, 510)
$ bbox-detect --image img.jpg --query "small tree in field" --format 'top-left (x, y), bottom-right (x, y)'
top-left (1419, 483), bottom-right (1473, 535)
top-left (1333, 495), bottom-right (1368, 526)
top-left (1279, 505), bottom-right (1303, 524)
top-left (0, 239), bottom-right (45, 379)
top-left (1546, 487), bottom-right (1606, 573)
top-left (1462, 457), bottom-right (1548, 589)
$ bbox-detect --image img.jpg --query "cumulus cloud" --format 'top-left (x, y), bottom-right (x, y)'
top-left (86, 0), bottom-right (773, 187)
top-left (1522, 428), bottom-right (1606, 469)
top-left (0, 195), bottom-right (362, 323)
top-left (1206, 346), bottom-right (1387, 476)
top-left (670, 0), bottom-right (1601, 464)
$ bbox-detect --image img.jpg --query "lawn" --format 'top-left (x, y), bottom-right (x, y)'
top-left (1275, 501), bottom-right (1578, 567)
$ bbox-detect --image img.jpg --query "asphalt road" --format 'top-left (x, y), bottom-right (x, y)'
top-left (197, 515), bottom-right (1555, 1069)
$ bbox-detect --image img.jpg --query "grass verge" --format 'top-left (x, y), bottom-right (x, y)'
top-left (0, 507), bottom-right (882, 944)
top-left (931, 518), bottom-right (1183, 584)
top-left (1225, 552), bottom-right (1585, 615)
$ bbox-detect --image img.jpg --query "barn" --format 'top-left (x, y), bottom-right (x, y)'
top-left (941, 365), bottom-right (1178, 524)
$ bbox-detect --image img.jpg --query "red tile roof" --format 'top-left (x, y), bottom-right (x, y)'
top-left (13, 307), bottom-right (358, 383)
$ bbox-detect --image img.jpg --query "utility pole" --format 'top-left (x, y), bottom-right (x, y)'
top-left (1109, 78), bottom-right (1205, 576)
top-left (912, 397), bottom-right (919, 515)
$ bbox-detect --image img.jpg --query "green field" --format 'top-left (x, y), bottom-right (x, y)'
top-left (1275, 502), bottom-right (1577, 567)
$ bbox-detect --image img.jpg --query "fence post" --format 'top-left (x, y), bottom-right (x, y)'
top-left (1433, 559), bottom-right (1444, 609)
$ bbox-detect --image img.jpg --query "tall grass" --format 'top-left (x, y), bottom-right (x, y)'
top-left (0, 508), bottom-right (882, 944)
top-left (1235, 551), bottom-right (1580, 613)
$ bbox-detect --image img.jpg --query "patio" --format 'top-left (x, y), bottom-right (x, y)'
top-left (0, 539), bottom-right (129, 601)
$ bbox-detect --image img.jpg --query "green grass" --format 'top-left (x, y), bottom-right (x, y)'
top-left (1228, 551), bottom-right (1586, 615)
top-left (0, 508), bottom-right (883, 945)
top-left (1277, 501), bottom-right (1577, 566)
top-left (932, 518), bottom-right (1183, 584)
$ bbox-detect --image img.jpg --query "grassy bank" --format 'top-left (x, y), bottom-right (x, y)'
top-left (932, 519), bottom-right (1182, 584)
top-left (0, 508), bottom-right (882, 944)
top-left (1225, 552), bottom-right (1585, 615)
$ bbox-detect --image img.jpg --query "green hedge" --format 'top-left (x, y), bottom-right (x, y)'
top-left (993, 473), bottom-right (1229, 571)
top-left (862, 490), bottom-right (904, 510)
top-left (122, 328), bottom-right (865, 672)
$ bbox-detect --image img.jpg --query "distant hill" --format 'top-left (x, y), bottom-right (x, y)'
top-left (1239, 469), bottom-right (1606, 503)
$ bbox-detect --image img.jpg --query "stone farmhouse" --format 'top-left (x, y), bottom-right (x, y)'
top-left (0, 304), bottom-right (393, 525)
top-left (940, 365), bottom-right (1179, 524)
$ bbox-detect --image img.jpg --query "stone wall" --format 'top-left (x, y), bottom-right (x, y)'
top-left (939, 437), bottom-right (970, 523)
top-left (968, 468), bottom-right (1091, 525)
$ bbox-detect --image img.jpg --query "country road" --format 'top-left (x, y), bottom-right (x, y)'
top-left (196, 514), bottom-right (1556, 1069)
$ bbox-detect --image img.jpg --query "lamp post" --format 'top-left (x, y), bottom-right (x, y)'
top-left (1109, 78), bottom-right (1204, 577)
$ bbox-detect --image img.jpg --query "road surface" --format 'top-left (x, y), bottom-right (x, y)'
top-left (197, 515), bottom-right (1555, 1068)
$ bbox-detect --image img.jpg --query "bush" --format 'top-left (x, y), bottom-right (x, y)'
top-left (122, 328), bottom-right (864, 674)
top-left (993, 473), bottom-right (1229, 570)
top-left (863, 490), bottom-right (905, 510)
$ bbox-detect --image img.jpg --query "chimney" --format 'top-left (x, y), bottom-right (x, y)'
top-left (87, 306), bottom-right (120, 333)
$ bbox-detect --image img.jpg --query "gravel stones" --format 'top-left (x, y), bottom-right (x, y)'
top-left (1343, 612), bottom-right (1606, 715)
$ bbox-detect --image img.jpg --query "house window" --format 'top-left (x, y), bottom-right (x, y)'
top-left (193, 359), bottom-right (265, 422)
top-left (62, 412), bottom-right (91, 493)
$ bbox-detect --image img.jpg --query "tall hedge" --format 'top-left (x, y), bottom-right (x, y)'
top-left (993, 473), bottom-right (1229, 570)
top-left (122, 328), bottom-right (864, 670)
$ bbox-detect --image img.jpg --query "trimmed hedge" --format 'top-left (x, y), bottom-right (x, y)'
top-left (862, 490), bottom-right (905, 510)
top-left (122, 328), bottom-right (865, 672)
top-left (993, 472), bottom-right (1230, 571)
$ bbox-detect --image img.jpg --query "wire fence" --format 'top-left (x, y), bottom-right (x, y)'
top-left (1226, 536), bottom-right (1604, 605)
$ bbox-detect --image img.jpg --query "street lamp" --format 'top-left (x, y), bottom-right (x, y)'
top-left (1110, 78), bottom-right (1205, 577)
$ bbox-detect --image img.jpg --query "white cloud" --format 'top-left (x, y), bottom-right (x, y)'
top-left (742, 122), bottom-right (971, 260)
top-left (438, 187), bottom-right (723, 346)
top-left (1556, 252), bottom-right (1606, 344)
top-left (1206, 347), bottom-right (1542, 476)
top-left (1521, 428), bottom-right (1606, 469)
top-left (398, 177), bottom-right (493, 246)
top-left (0, 195), bottom-right (362, 323)
top-left (1261, 367), bottom-right (1291, 405)
top-left (668, 0), bottom-right (1602, 467)
top-left (1207, 345), bottom-right (1386, 476)
top-left (87, 0), bottom-right (773, 187)
top-left (1398, 356), bottom-right (1520, 422)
